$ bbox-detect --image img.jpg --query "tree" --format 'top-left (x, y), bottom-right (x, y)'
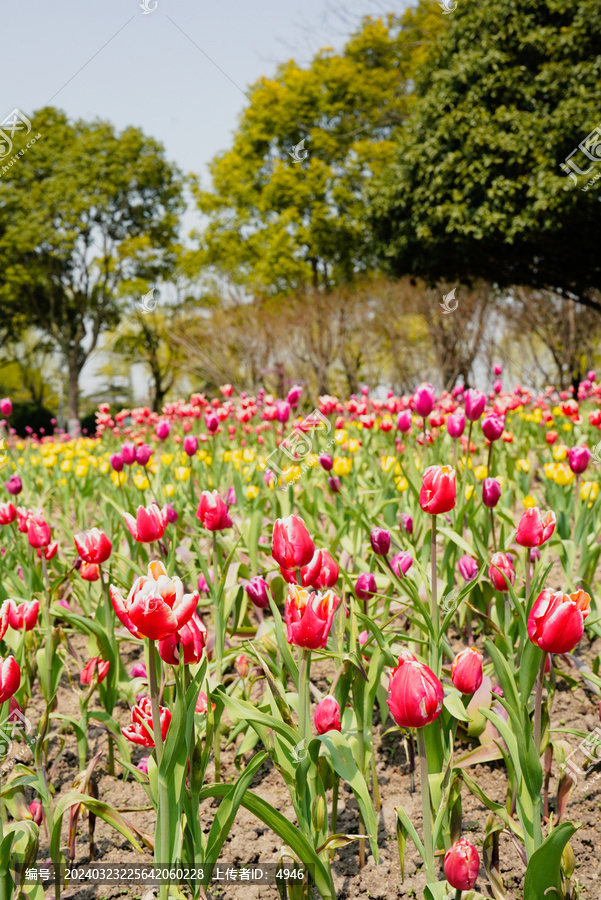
top-left (192, 4), bottom-right (444, 297)
top-left (371, 0), bottom-right (601, 308)
top-left (0, 107), bottom-right (184, 430)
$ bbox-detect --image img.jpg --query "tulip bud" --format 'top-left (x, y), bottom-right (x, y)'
top-left (413, 383), bottom-right (435, 418)
top-left (387, 651), bottom-right (443, 728)
top-left (451, 647), bottom-right (483, 694)
top-left (318, 453), bottom-right (333, 471)
top-left (397, 410), bottom-right (412, 432)
top-left (419, 465), bottom-right (457, 515)
top-left (516, 507), bottom-right (556, 547)
top-left (0, 502), bottom-right (16, 525)
top-left (400, 513), bottom-right (413, 535)
top-left (528, 588), bottom-right (591, 654)
top-left (165, 503), bottom-right (179, 524)
top-left (327, 476), bottom-right (341, 493)
top-left (137, 756), bottom-right (150, 774)
top-left (355, 572), bottom-right (377, 602)
top-left (302, 548), bottom-right (339, 590)
top-left (29, 801), bottom-right (43, 825)
top-left (314, 696), bottom-right (341, 734)
top-left (482, 477), bottom-right (501, 508)
top-left (245, 576), bottom-right (270, 609)
top-left (390, 551), bottom-right (413, 578)
top-left (110, 452), bottom-right (124, 472)
top-left (135, 444), bottom-right (152, 466)
top-left (493, 379), bottom-right (502, 393)
top-left (370, 528), bottom-right (390, 556)
top-left (493, 364), bottom-right (503, 376)
top-left (196, 491), bottom-right (232, 531)
top-left (236, 654), bottom-right (249, 678)
top-left (155, 420), bottom-right (171, 440)
top-left (481, 414), bottom-right (505, 442)
top-left (312, 794), bottom-right (327, 831)
top-left (0, 656), bottom-right (20, 703)
top-left (183, 435), bottom-right (199, 457)
top-left (272, 516), bottom-right (315, 570)
top-left (464, 389), bottom-right (486, 422)
top-left (568, 445), bottom-right (591, 475)
top-left (0, 398), bottom-right (12, 417)
top-left (444, 838), bottom-right (480, 891)
top-left (205, 412), bottom-right (219, 433)
top-left (458, 554), bottom-right (478, 581)
top-left (121, 442), bottom-right (137, 465)
top-left (488, 552), bottom-right (516, 591)
top-left (446, 410), bottom-right (465, 439)
top-left (4, 475), bottom-right (22, 496)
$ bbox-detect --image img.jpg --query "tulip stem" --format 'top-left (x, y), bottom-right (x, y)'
top-left (430, 516), bottom-right (440, 674)
top-left (212, 533), bottom-right (223, 783)
top-left (525, 548), bottom-right (531, 608)
top-left (490, 508), bottom-right (497, 551)
top-left (330, 775), bottom-right (339, 844)
top-left (534, 652), bottom-right (546, 754)
top-left (417, 727), bottom-right (435, 883)
top-left (147, 641), bottom-right (163, 762)
top-left (298, 649), bottom-right (311, 745)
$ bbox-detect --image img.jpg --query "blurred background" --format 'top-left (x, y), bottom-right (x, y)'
top-left (0, 0), bottom-right (599, 434)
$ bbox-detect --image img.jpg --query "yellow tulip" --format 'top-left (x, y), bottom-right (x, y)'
top-left (516, 459), bottom-right (530, 473)
top-left (306, 453), bottom-right (318, 469)
top-left (99, 460), bottom-right (109, 474)
top-left (465, 484), bottom-right (475, 500)
top-left (164, 483), bottom-right (175, 497)
top-left (42, 455), bottom-right (57, 468)
top-left (110, 471), bottom-right (127, 487)
top-left (553, 464), bottom-right (574, 486)
top-left (284, 465), bottom-right (301, 483)
top-left (474, 465), bottom-right (488, 481)
top-left (133, 472), bottom-right (150, 490)
top-left (348, 439), bottom-right (360, 453)
top-left (175, 467), bottom-right (190, 482)
top-left (395, 476), bottom-right (409, 492)
top-left (30, 456), bottom-right (39, 466)
top-left (243, 448), bottom-right (255, 463)
top-left (247, 485), bottom-right (259, 500)
top-left (544, 462), bottom-right (558, 480)
top-left (581, 481), bottom-right (598, 501)
top-left (60, 460), bottom-right (72, 473)
top-left (334, 429), bottom-right (347, 445)
top-left (553, 445), bottom-right (568, 460)
top-left (523, 495), bottom-right (536, 508)
top-left (161, 453), bottom-right (174, 466)
top-left (223, 451), bottom-right (232, 462)
top-left (381, 456), bottom-right (396, 473)
top-left (75, 462), bottom-right (88, 478)
top-left (333, 457), bottom-right (352, 476)
top-left (562, 422), bottom-right (572, 432)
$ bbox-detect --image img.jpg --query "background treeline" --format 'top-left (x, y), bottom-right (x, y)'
top-left (0, 0), bottom-right (600, 426)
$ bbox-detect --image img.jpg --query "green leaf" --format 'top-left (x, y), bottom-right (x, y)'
top-left (523, 822), bottom-right (577, 900)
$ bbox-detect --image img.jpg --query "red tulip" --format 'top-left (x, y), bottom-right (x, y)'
top-left (122, 696), bottom-right (171, 747)
top-left (0, 601), bottom-right (10, 641)
top-left (271, 515), bottom-right (315, 570)
top-left (158, 613), bottom-right (207, 665)
top-left (27, 514), bottom-right (51, 549)
top-left (74, 528), bottom-right (112, 564)
top-left (80, 561), bottom-right (100, 582)
top-left (444, 838), bottom-right (480, 891)
top-left (123, 504), bottom-right (168, 543)
top-left (300, 549), bottom-right (340, 590)
top-left (38, 540), bottom-right (58, 561)
top-left (16, 507), bottom-right (31, 534)
top-left (285, 585), bottom-right (339, 649)
top-left (29, 801), bottom-right (43, 825)
top-left (195, 691), bottom-right (216, 714)
top-left (109, 560), bottom-right (199, 641)
top-left (419, 465), bottom-right (457, 515)
top-left (0, 656), bottom-right (20, 703)
top-left (195, 491), bottom-right (232, 531)
top-left (451, 647), bottom-right (483, 694)
top-left (314, 696), bottom-right (341, 734)
top-left (80, 657), bottom-right (110, 686)
top-left (527, 588), bottom-right (591, 654)
top-left (8, 599), bottom-right (39, 632)
top-left (0, 502), bottom-right (16, 525)
top-left (488, 552), bottom-right (516, 591)
top-left (387, 651), bottom-right (443, 728)
top-left (515, 507), bottom-right (556, 547)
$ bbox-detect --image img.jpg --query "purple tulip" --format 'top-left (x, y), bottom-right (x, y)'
top-left (155, 420), bottom-right (171, 440)
top-left (482, 477), bottom-right (501, 508)
top-left (328, 476), bottom-right (341, 493)
top-left (4, 475), bottom-right (22, 496)
top-left (481, 414), bottom-right (505, 442)
top-left (135, 444), bottom-right (152, 466)
top-left (568, 445), bottom-right (591, 475)
top-left (245, 575), bottom-right (270, 609)
top-left (413, 384), bottom-right (435, 418)
top-left (447, 410), bottom-right (466, 439)
top-left (205, 412), bottom-right (219, 433)
top-left (400, 513), bottom-right (413, 535)
top-left (319, 453), bottom-right (333, 471)
top-left (396, 410), bottom-right (413, 432)
top-left (121, 442), bottom-right (137, 465)
top-left (458, 555), bottom-right (478, 581)
top-left (370, 528), bottom-right (391, 556)
top-left (464, 389), bottom-right (487, 422)
top-left (165, 504), bottom-right (179, 524)
top-left (355, 572), bottom-right (377, 601)
top-left (110, 452), bottom-right (124, 472)
top-left (183, 435), bottom-right (198, 457)
top-left (390, 551), bottom-right (413, 577)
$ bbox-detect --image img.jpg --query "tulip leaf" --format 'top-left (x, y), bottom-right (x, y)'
top-left (316, 730), bottom-right (379, 862)
top-left (523, 822), bottom-right (577, 900)
top-left (395, 805), bottom-right (426, 872)
top-left (355, 612), bottom-right (397, 667)
top-left (50, 791), bottom-right (143, 861)
top-left (443, 689), bottom-right (471, 722)
top-left (437, 525), bottom-right (480, 558)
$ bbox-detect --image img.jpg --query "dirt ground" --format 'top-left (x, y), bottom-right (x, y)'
top-left (10, 629), bottom-right (601, 900)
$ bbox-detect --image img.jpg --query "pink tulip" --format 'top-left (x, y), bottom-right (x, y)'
top-left (464, 389), bottom-right (486, 422)
top-left (413, 384), bottom-right (435, 418)
top-left (314, 696), bottom-right (341, 734)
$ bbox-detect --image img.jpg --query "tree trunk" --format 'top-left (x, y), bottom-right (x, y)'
top-left (67, 357), bottom-right (81, 436)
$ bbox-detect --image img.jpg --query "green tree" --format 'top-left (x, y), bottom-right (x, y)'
top-left (0, 107), bottom-right (184, 430)
top-left (193, 4), bottom-right (444, 297)
top-left (370, 0), bottom-right (601, 307)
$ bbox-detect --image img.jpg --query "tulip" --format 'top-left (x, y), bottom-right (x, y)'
top-left (4, 476), bottom-right (21, 496)
top-left (568, 445), bottom-right (591, 475)
top-left (38, 540), bottom-right (58, 561)
top-left (155, 420), bottom-right (171, 440)
top-left (16, 507), bottom-right (31, 533)
top-left (287, 385), bottom-right (303, 407)
top-left (74, 527), bottom-right (112, 564)
top-left (0, 502), bottom-right (16, 525)
top-left (488, 552), bottom-right (516, 591)
top-left (276, 401), bottom-right (291, 423)
top-left (137, 757), bottom-right (150, 775)
top-left (8, 599), bottom-right (39, 632)
top-left (123, 504), bottom-right (168, 543)
top-left (515, 507), bottom-right (556, 547)
top-left (0, 601), bottom-right (9, 641)
top-left (236, 654), bottom-right (249, 678)
top-left (327, 476), bottom-right (341, 493)
top-left (27, 515), bottom-right (51, 549)
top-left (318, 453), bottom-right (333, 471)
top-left (400, 513), bottom-right (413, 535)
top-left (80, 657), bottom-right (110, 686)
top-left (109, 452), bottom-right (124, 472)
top-left (301, 548), bottom-right (339, 590)
top-left (271, 515), bottom-right (315, 570)
top-left (370, 527), bottom-right (390, 556)
top-left (493, 364), bottom-right (503, 376)
top-left (29, 801), bottom-right (43, 826)
top-left (419, 465), bottom-right (456, 515)
top-left (158, 613), bottom-right (207, 665)
top-left (109, 559), bottom-right (199, 641)
top-left (285, 585), bottom-right (339, 649)
top-left (0, 656), bottom-right (20, 703)
top-left (195, 691), bottom-right (216, 714)
top-left (0, 398), bottom-right (12, 417)
top-left (444, 838), bottom-right (480, 891)
top-left (527, 588), bottom-right (591, 654)
top-left (183, 435), bottom-right (198, 457)
top-left (80, 561), bottom-right (100, 581)
top-left (314, 696), bottom-right (341, 734)
top-left (122, 696), bottom-right (171, 747)
top-left (121, 442), bottom-right (137, 465)
top-left (136, 444), bottom-right (152, 466)
top-left (446, 410), bottom-right (465, 439)
top-left (482, 477), bottom-right (501, 508)
top-left (245, 576), bottom-right (270, 609)
top-left (458, 554), bottom-right (478, 581)
top-left (396, 410), bottom-right (413, 432)
top-left (390, 551), bottom-right (413, 578)
top-left (387, 650), bottom-right (443, 728)
top-left (130, 662), bottom-right (147, 678)
top-left (165, 504), bottom-right (178, 524)
top-left (355, 572), bottom-right (377, 601)
top-left (205, 411), bottom-right (219, 433)
top-left (196, 490), bottom-right (232, 531)
top-left (451, 647), bottom-right (483, 694)
top-left (493, 379), bottom-right (502, 393)
top-left (464, 389), bottom-right (486, 422)
top-left (413, 383), bottom-right (435, 418)
top-left (481, 414), bottom-right (505, 442)
top-left (226, 487), bottom-right (236, 506)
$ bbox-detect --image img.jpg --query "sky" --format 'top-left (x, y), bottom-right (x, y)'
top-left (2, 0), bottom-right (400, 406)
